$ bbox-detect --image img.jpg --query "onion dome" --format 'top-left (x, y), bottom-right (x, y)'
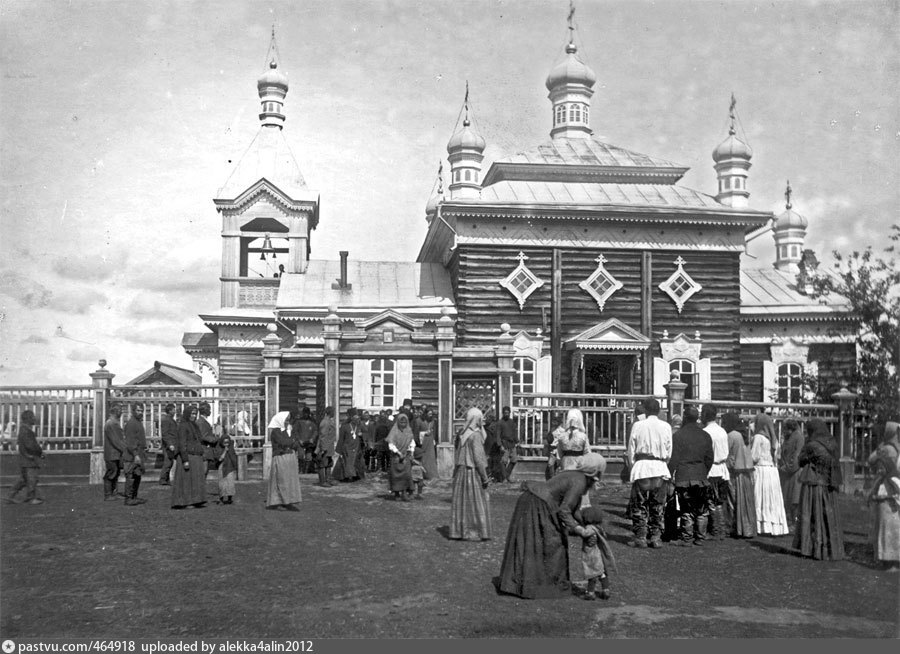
top-left (447, 118), bottom-right (486, 153)
top-left (712, 128), bottom-right (752, 162)
top-left (775, 207), bottom-right (808, 230)
top-left (257, 60), bottom-right (288, 91)
top-left (545, 42), bottom-right (597, 91)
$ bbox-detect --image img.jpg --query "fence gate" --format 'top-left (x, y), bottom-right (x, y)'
top-left (453, 378), bottom-right (496, 436)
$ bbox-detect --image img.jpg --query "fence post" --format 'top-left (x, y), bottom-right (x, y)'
top-left (322, 306), bottom-right (342, 464)
top-left (831, 387), bottom-right (858, 493)
top-left (435, 308), bottom-right (455, 480)
top-left (664, 370), bottom-right (687, 424)
top-left (88, 360), bottom-right (114, 484)
top-left (261, 324), bottom-right (283, 481)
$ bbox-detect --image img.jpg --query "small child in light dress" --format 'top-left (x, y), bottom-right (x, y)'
top-left (576, 506), bottom-right (616, 600)
top-left (217, 435), bottom-right (238, 504)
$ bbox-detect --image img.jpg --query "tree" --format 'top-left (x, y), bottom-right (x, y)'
top-left (803, 224), bottom-right (900, 420)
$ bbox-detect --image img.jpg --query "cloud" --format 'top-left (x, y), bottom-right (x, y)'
top-left (126, 256), bottom-right (219, 295)
top-left (52, 252), bottom-right (128, 282)
top-left (67, 344), bottom-right (104, 362)
top-left (0, 270), bottom-right (52, 309)
top-left (21, 335), bottom-right (48, 344)
top-left (114, 325), bottom-right (180, 347)
top-left (48, 288), bottom-right (108, 314)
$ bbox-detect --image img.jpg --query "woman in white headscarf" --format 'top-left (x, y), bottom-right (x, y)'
top-left (233, 410), bottom-right (251, 437)
top-left (751, 413), bottom-right (789, 535)
top-left (556, 408), bottom-right (589, 471)
top-left (449, 407), bottom-right (492, 540)
top-left (266, 409), bottom-right (301, 510)
top-left (497, 452), bottom-right (607, 599)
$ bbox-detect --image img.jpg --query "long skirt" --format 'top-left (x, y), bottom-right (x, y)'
top-left (754, 464), bottom-right (789, 535)
top-left (497, 490), bottom-right (570, 599)
top-left (389, 454), bottom-right (414, 492)
top-left (218, 469), bottom-right (236, 498)
top-left (267, 453), bottom-right (302, 506)
top-left (171, 454), bottom-right (206, 508)
top-left (793, 483), bottom-right (844, 560)
top-left (421, 435), bottom-right (438, 481)
top-left (732, 470), bottom-right (757, 538)
top-left (449, 465), bottom-right (492, 540)
top-left (871, 497), bottom-right (900, 563)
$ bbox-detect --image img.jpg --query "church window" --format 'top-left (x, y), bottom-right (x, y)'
top-left (776, 362), bottom-right (803, 404)
top-left (578, 253), bottom-right (623, 311)
top-left (659, 257), bottom-right (702, 314)
top-left (669, 359), bottom-right (697, 400)
top-left (780, 246), bottom-right (788, 259)
top-left (465, 170), bottom-right (471, 181)
top-left (369, 359), bottom-right (396, 409)
top-left (790, 245), bottom-right (799, 258)
top-left (583, 105), bottom-right (589, 123)
top-left (454, 170), bottom-right (460, 182)
top-left (513, 357), bottom-right (536, 395)
top-left (556, 105), bottom-right (566, 125)
top-left (499, 251), bottom-right (545, 310)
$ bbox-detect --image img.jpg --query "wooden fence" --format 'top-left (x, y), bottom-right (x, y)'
top-left (0, 386), bottom-right (96, 451)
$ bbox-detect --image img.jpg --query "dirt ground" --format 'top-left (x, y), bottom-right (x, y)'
top-left (1, 473), bottom-right (897, 639)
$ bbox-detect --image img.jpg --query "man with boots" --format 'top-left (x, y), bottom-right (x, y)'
top-left (315, 406), bottom-right (336, 487)
top-left (668, 406), bottom-right (714, 547)
top-left (122, 404), bottom-right (148, 506)
top-left (497, 406), bottom-right (518, 483)
top-left (6, 410), bottom-right (44, 505)
top-left (103, 404), bottom-right (126, 501)
top-left (702, 403), bottom-right (731, 541)
top-left (625, 398), bottom-right (672, 549)
top-left (158, 403), bottom-right (178, 485)
top-left (198, 401), bottom-right (220, 479)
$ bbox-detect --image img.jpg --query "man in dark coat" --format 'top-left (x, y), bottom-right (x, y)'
top-left (158, 403), bottom-right (178, 485)
top-left (7, 410), bottom-right (44, 504)
top-left (103, 404), bottom-right (126, 501)
top-left (497, 406), bottom-right (519, 482)
top-left (198, 401), bottom-right (219, 478)
top-left (373, 410), bottom-right (392, 473)
top-left (668, 405), bottom-right (714, 546)
top-left (122, 404), bottom-right (148, 506)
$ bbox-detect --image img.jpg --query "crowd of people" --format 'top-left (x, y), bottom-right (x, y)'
top-left (5, 398), bottom-right (898, 593)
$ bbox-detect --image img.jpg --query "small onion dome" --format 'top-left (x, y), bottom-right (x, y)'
top-left (775, 207), bottom-right (808, 230)
top-left (446, 118), bottom-right (486, 153)
top-left (712, 132), bottom-right (752, 162)
top-left (258, 60), bottom-right (288, 90)
top-left (545, 42), bottom-right (597, 91)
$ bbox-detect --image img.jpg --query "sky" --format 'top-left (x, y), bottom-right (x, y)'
top-left (0, 0), bottom-right (897, 386)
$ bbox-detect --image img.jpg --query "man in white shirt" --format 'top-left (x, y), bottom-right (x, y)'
top-left (702, 403), bottom-right (732, 540)
top-left (625, 398), bottom-right (672, 549)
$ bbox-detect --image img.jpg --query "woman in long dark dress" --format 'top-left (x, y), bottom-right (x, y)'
top-left (171, 406), bottom-right (207, 509)
top-left (333, 408), bottom-right (365, 482)
top-left (793, 418), bottom-right (844, 560)
top-left (386, 413), bottom-right (415, 500)
top-left (449, 407), bottom-right (492, 540)
top-left (266, 410), bottom-right (302, 510)
top-left (497, 452), bottom-right (607, 599)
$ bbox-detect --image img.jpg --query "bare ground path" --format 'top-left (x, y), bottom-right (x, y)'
top-left (1, 475), bottom-right (897, 638)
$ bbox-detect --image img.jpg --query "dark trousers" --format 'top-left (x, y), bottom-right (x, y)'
top-left (675, 484), bottom-right (712, 543)
top-left (124, 472), bottom-right (142, 500)
top-left (628, 477), bottom-right (667, 540)
top-left (159, 448), bottom-right (176, 483)
top-left (708, 477), bottom-right (733, 538)
top-left (104, 460), bottom-right (122, 497)
top-left (10, 467), bottom-right (39, 501)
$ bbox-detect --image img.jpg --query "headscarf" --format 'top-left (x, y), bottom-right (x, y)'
top-left (458, 407), bottom-right (484, 448)
top-left (884, 421), bottom-right (900, 450)
top-left (574, 452), bottom-right (607, 480)
top-left (267, 411), bottom-right (292, 432)
top-left (754, 412), bottom-right (777, 442)
top-left (387, 413), bottom-right (414, 453)
top-left (565, 408), bottom-right (586, 433)
top-left (806, 418), bottom-right (833, 448)
top-left (181, 405), bottom-right (197, 423)
top-left (721, 412), bottom-right (741, 434)
top-left (235, 410), bottom-right (251, 436)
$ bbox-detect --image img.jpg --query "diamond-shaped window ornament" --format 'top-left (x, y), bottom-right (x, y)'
top-left (578, 254), bottom-right (622, 311)
top-left (659, 256), bottom-right (702, 314)
top-left (499, 251), bottom-right (544, 310)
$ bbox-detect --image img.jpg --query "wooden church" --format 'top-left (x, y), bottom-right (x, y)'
top-left (183, 10), bottom-right (855, 451)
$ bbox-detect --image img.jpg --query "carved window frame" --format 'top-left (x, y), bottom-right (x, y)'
top-left (499, 251), bottom-right (544, 310)
top-left (578, 254), bottom-right (623, 311)
top-left (659, 256), bottom-right (702, 314)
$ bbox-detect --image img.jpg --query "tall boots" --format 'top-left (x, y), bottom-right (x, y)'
top-left (708, 504), bottom-right (725, 540)
top-left (317, 468), bottom-right (328, 487)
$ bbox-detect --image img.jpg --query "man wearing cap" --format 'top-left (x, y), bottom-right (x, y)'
top-left (122, 404), bottom-right (148, 506)
top-left (6, 410), bottom-right (44, 504)
top-left (625, 398), bottom-right (672, 549)
top-left (103, 404), bottom-right (126, 501)
top-left (158, 403), bottom-right (178, 485)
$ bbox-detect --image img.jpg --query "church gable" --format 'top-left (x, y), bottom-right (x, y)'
top-left (565, 318), bottom-right (650, 351)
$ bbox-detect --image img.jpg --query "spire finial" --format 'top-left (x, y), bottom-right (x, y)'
top-left (728, 93), bottom-right (737, 135)
top-left (785, 180), bottom-right (792, 210)
top-left (463, 80), bottom-right (470, 126)
top-left (437, 161), bottom-right (444, 196)
top-left (567, 0), bottom-right (576, 44)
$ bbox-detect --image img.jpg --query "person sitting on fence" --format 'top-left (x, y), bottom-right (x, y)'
top-left (122, 404), bottom-right (148, 506)
top-left (6, 410), bottom-right (44, 505)
top-left (103, 404), bottom-right (126, 502)
top-left (217, 435), bottom-right (238, 505)
top-left (158, 403), bottom-right (178, 486)
top-left (557, 408), bottom-right (589, 472)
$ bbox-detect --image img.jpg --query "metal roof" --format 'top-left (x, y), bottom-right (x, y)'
top-left (217, 127), bottom-right (308, 200)
top-left (125, 361), bottom-right (201, 386)
top-left (276, 260), bottom-right (455, 311)
top-left (493, 138), bottom-right (684, 169)
top-left (479, 180), bottom-right (722, 208)
top-left (740, 268), bottom-right (850, 316)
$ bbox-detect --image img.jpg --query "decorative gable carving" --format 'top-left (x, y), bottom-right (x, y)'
top-left (658, 331), bottom-right (703, 362)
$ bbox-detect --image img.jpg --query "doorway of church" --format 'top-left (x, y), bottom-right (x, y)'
top-left (582, 355), bottom-right (635, 395)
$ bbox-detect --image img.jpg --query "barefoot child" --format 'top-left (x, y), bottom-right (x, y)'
top-left (217, 435), bottom-right (238, 504)
top-left (575, 506), bottom-right (616, 600)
